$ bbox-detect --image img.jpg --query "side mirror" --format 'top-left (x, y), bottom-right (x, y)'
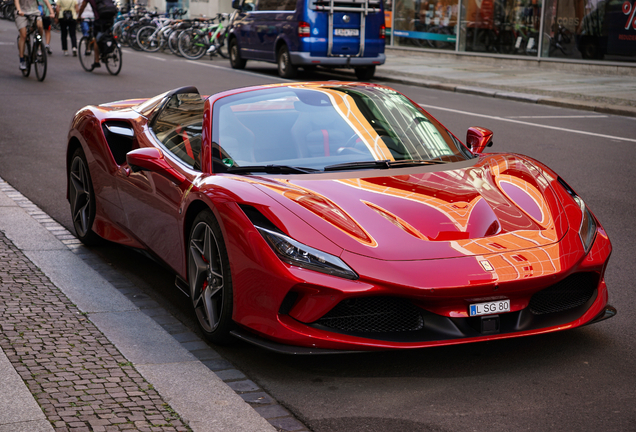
top-left (126, 147), bottom-right (186, 184)
top-left (231, 0), bottom-right (241, 10)
top-left (466, 127), bottom-right (494, 154)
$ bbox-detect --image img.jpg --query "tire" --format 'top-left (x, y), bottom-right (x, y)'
top-left (104, 44), bottom-right (122, 75)
top-left (179, 29), bottom-right (206, 60)
top-left (354, 65), bottom-right (375, 81)
top-left (127, 24), bottom-right (144, 51)
top-left (229, 38), bottom-right (246, 69)
top-left (20, 37), bottom-right (31, 77)
top-left (68, 147), bottom-right (102, 245)
top-left (137, 25), bottom-right (161, 52)
top-left (78, 36), bottom-right (94, 71)
top-left (168, 29), bottom-right (183, 56)
top-left (277, 44), bottom-right (297, 79)
top-left (33, 39), bottom-right (47, 81)
top-left (188, 210), bottom-right (234, 344)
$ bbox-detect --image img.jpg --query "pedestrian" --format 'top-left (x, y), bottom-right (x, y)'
top-left (55, 0), bottom-right (79, 56)
top-left (38, 2), bottom-right (53, 54)
top-left (79, 0), bottom-right (94, 38)
top-left (14, 0), bottom-right (55, 70)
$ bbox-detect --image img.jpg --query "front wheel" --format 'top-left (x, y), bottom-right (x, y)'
top-left (68, 147), bottom-right (102, 245)
top-left (354, 65), bottom-right (375, 81)
top-left (104, 44), bottom-right (122, 75)
top-left (33, 39), bottom-right (47, 81)
top-left (178, 29), bottom-right (206, 60)
top-left (20, 36), bottom-right (32, 77)
top-left (277, 44), bottom-right (297, 78)
top-left (229, 38), bottom-right (246, 69)
top-left (78, 36), bottom-right (94, 72)
top-left (137, 25), bottom-right (161, 52)
top-left (188, 210), bottom-right (234, 344)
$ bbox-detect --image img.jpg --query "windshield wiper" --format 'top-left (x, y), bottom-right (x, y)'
top-left (323, 159), bottom-right (448, 172)
top-left (225, 165), bottom-right (319, 175)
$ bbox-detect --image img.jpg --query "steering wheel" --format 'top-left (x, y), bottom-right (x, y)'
top-left (337, 134), bottom-right (368, 155)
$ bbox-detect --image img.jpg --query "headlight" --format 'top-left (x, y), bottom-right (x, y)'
top-left (573, 195), bottom-right (597, 253)
top-left (559, 178), bottom-right (597, 253)
top-left (256, 227), bottom-right (358, 280)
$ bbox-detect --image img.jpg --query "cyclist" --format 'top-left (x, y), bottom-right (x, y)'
top-left (77, 0), bottom-right (115, 69)
top-left (15, 0), bottom-right (55, 70)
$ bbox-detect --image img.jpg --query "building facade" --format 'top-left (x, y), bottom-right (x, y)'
top-left (386, 0), bottom-right (635, 63)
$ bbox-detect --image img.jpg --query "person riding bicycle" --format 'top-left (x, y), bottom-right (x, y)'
top-left (77, 0), bottom-right (115, 69)
top-left (14, 0), bottom-right (54, 70)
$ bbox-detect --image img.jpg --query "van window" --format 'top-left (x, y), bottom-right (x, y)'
top-left (257, 0), bottom-right (296, 11)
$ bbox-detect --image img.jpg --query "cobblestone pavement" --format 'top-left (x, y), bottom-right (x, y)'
top-left (0, 231), bottom-right (191, 432)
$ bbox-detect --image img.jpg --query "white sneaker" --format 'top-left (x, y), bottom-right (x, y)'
top-left (46, 45), bottom-right (52, 54)
top-left (64, 50), bottom-right (68, 56)
top-left (72, 47), bottom-right (77, 57)
top-left (19, 59), bottom-right (27, 70)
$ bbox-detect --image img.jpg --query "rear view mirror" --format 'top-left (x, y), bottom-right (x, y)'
top-left (466, 127), bottom-right (494, 154)
top-left (126, 147), bottom-right (186, 184)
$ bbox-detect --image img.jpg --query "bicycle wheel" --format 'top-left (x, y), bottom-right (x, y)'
top-left (137, 25), bottom-right (161, 52)
top-left (104, 44), bottom-right (122, 75)
top-left (78, 37), bottom-right (94, 71)
top-left (33, 39), bottom-right (47, 81)
top-left (178, 29), bottom-right (206, 60)
top-left (168, 29), bottom-right (183, 56)
top-left (21, 37), bottom-right (32, 77)
top-left (127, 24), bottom-right (144, 51)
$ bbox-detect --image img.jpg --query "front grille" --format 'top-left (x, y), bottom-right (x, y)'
top-left (314, 296), bottom-right (424, 333)
top-left (528, 273), bottom-right (597, 315)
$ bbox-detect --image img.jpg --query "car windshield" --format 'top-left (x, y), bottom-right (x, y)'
top-left (211, 84), bottom-right (470, 173)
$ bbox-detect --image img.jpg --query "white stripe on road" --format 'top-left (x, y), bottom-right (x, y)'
top-left (417, 103), bottom-right (636, 143)
top-left (507, 115), bottom-right (608, 119)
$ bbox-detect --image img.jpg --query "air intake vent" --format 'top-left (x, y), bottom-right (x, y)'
top-left (314, 296), bottom-right (424, 333)
top-left (528, 273), bottom-right (597, 315)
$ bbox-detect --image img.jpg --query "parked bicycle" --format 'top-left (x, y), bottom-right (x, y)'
top-left (177, 13), bottom-right (229, 60)
top-left (78, 18), bottom-right (122, 75)
top-left (18, 14), bottom-right (47, 81)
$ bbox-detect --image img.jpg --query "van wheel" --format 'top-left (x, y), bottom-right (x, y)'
top-left (229, 38), bottom-right (246, 69)
top-left (277, 45), bottom-right (297, 78)
top-left (355, 65), bottom-right (375, 81)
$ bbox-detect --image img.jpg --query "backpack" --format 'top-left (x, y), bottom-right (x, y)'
top-left (95, 0), bottom-right (117, 19)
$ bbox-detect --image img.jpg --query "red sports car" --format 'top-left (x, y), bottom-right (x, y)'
top-left (66, 82), bottom-right (615, 353)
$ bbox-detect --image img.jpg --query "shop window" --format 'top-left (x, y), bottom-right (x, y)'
top-left (392, 0), bottom-right (458, 50)
top-left (542, 0), bottom-right (636, 62)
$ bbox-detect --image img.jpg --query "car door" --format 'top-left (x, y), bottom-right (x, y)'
top-left (116, 91), bottom-right (205, 274)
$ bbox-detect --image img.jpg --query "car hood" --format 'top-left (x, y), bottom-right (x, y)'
top-left (250, 154), bottom-right (568, 261)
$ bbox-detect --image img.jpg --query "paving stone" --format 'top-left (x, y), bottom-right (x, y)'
top-left (0, 231), bottom-right (192, 432)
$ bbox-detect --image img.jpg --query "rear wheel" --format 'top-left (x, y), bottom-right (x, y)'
top-left (188, 210), bottom-right (234, 344)
top-left (104, 44), bottom-right (122, 75)
top-left (229, 38), bottom-right (246, 69)
top-left (277, 44), bottom-right (297, 78)
top-left (354, 65), bottom-right (375, 81)
top-left (33, 39), bottom-right (47, 81)
top-left (68, 147), bottom-right (101, 245)
top-left (78, 36), bottom-right (94, 72)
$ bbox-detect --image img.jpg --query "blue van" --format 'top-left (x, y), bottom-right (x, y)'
top-left (227, 0), bottom-right (386, 80)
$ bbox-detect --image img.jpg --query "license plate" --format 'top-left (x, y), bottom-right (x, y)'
top-left (334, 28), bottom-right (359, 37)
top-left (469, 299), bottom-right (510, 316)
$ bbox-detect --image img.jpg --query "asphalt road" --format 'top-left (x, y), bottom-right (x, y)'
top-left (1, 19), bottom-right (635, 432)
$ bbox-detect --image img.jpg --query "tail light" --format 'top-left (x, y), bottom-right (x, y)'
top-left (380, 24), bottom-right (386, 39)
top-left (298, 21), bottom-right (310, 37)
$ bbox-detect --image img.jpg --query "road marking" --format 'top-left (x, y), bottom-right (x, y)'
top-left (507, 115), bottom-right (608, 119)
top-left (417, 103), bottom-right (636, 143)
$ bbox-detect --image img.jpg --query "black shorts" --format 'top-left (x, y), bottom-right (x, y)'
top-left (42, 16), bottom-right (51, 30)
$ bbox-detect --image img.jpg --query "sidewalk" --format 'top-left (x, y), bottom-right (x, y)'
top-left (0, 177), bottom-right (305, 432)
top-left (377, 48), bottom-right (636, 118)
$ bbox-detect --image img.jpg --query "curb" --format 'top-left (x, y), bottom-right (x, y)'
top-left (374, 72), bottom-right (636, 119)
